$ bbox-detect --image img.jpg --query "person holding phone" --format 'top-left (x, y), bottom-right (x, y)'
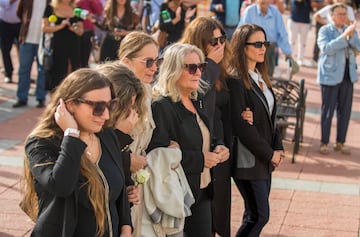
top-left (20, 68), bottom-right (132, 237)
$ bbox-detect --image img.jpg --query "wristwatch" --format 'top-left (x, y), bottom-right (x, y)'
top-left (64, 128), bottom-right (80, 137)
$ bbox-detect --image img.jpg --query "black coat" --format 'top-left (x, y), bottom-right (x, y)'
top-left (26, 127), bottom-right (132, 237)
top-left (146, 96), bottom-right (215, 201)
top-left (227, 77), bottom-right (283, 180)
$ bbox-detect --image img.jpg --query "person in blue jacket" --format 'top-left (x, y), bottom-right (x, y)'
top-left (317, 3), bottom-right (360, 155)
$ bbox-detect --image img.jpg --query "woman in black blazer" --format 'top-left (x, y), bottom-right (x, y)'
top-left (227, 24), bottom-right (285, 237)
top-left (147, 43), bottom-right (229, 237)
top-left (21, 69), bottom-right (132, 237)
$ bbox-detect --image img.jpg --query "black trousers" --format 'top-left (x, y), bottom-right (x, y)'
top-left (184, 188), bottom-right (212, 237)
top-left (0, 19), bottom-right (20, 78)
top-left (234, 178), bottom-right (272, 237)
top-left (79, 30), bottom-right (94, 67)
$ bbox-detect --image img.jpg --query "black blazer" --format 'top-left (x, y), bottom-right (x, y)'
top-left (26, 127), bottom-right (132, 237)
top-left (227, 77), bottom-right (283, 180)
top-left (146, 96), bottom-right (214, 201)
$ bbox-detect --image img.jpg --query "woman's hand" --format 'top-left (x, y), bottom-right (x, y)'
top-left (241, 107), bottom-right (253, 125)
top-left (271, 150), bottom-right (285, 167)
top-left (207, 42), bottom-right (225, 64)
top-left (127, 185), bottom-right (141, 205)
top-left (130, 153), bottom-right (147, 173)
top-left (54, 98), bottom-right (78, 131)
top-left (115, 108), bottom-right (139, 134)
top-left (213, 145), bottom-right (229, 163)
top-left (203, 151), bottom-right (220, 168)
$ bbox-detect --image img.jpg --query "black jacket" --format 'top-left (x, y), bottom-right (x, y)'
top-left (26, 127), bottom-right (132, 237)
top-left (227, 77), bottom-right (283, 180)
top-left (147, 96), bottom-right (215, 201)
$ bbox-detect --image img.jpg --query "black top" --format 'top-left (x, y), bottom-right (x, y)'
top-left (158, 3), bottom-right (186, 44)
top-left (227, 77), bottom-right (283, 179)
top-left (75, 145), bottom-right (124, 237)
top-left (26, 128), bottom-right (132, 237)
top-left (147, 96), bottom-right (216, 201)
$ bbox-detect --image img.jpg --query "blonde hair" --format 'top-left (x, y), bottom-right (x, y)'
top-left (96, 61), bottom-right (147, 127)
top-left (153, 43), bottom-right (207, 102)
top-left (21, 69), bottom-right (114, 236)
top-left (118, 31), bottom-right (158, 60)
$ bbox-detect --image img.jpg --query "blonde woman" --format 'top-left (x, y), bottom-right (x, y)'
top-left (21, 68), bottom-right (132, 237)
top-left (149, 43), bottom-right (229, 236)
top-left (118, 31), bottom-right (160, 237)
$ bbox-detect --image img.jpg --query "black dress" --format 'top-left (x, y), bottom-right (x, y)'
top-left (43, 5), bottom-right (82, 91)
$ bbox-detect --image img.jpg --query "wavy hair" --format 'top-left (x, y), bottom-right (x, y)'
top-left (153, 43), bottom-right (207, 102)
top-left (229, 24), bottom-right (270, 90)
top-left (179, 16), bottom-right (231, 90)
top-left (21, 69), bottom-right (114, 237)
top-left (96, 61), bottom-right (146, 127)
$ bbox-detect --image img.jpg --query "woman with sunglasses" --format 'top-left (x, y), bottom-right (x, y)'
top-left (148, 43), bottom-right (228, 237)
top-left (228, 24), bottom-right (284, 237)
top-left (179, 16), bottom-right (233, 237)
top-left (118, 31), bottom-right (159, 237)
top-left (20, 68), bottom-right (132, 236)
top-left (97, 61), bottom-right (147, 206)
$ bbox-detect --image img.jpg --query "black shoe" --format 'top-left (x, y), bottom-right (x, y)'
top-left (12, 100), bottom-right (27, 108)
top-left (36, 101), bottom-right (45, 108)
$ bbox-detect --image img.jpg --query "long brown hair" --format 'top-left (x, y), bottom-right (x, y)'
top-left (179, 16), bottom-right (231, 90)
top-left (21, 69), bottom-right (114, 236)
top-left (229, 24), bottom-right (270, 90)
top-left (103, 0), bottom-right (137, 31)
top-left (96, 61), bottom-right (147, 127)
top-left (118, 31), bottom-right (158, 60)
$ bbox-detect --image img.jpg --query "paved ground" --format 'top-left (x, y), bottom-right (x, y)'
top-left (1, 14), bottom-right (360, 237)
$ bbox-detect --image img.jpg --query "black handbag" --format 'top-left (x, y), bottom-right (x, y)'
top-left (233, 136), bottom-right (255, 168)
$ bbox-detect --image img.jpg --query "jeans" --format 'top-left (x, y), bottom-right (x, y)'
top-left (17, 43), bottom-right (46, 102)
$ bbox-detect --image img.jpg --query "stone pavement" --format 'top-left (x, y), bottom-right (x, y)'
top-left (1, 21), bottom-right (360, 237)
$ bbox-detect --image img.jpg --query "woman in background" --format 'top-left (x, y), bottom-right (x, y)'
top-left (228, 24), bottom-right (284, 237)
top-left (99, 0), bottom-right (139, 62)
top-left (21, 68), bottom-right (132, 236)
top-left (42, 0), bottom-right (83, 92)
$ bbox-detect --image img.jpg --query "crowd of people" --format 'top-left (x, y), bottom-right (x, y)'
top-left (1, 0), bottom-right (359, 236)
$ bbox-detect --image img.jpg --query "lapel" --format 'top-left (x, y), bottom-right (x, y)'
top-left (96, 129), bottom-right (123, 174)
top-left (250, 80), bottom-right (274, 132)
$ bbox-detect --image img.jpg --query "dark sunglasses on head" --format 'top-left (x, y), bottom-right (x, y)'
top-left (137, 57), bottom-right (163, 68)
top-left (209, 35), bottom-right (227, 46)
top-left (245, 41), bottom-right (270, 48)
top-left (75, 98), bottom-right (118, 116)
top-left (184, 62), bottom-right (208, 75)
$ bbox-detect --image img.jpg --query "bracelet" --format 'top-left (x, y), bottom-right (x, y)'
top-left (64, 128), bottom-right (80, 137)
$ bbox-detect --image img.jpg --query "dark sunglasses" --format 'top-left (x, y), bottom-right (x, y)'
top-left (136, 57), bottom-right (163, 68)
top-left (184, 62), bottom-right (208, 75)
top-left (245, 41), bottom-right (270, 48)
top-left (209, 35), bottom-right (227, 46)
top-left (75, 98), bottom-right (117, 116)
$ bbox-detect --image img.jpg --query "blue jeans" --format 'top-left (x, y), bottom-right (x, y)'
top-left (17, 43), bottom-right (46, 102)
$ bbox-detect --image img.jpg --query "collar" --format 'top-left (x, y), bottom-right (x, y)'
top-left (255, 4), bottom-right (273, 17)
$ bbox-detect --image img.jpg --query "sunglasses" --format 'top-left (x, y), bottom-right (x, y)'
top-left (135, 57), bottom-right (163, 68)
top-left (184, 62), bottom-right (208, 75)
top-left (209, 35), bottom-right (227, 46)
top-left (245, 41), bottom-right (270, 48)
top-left (75, 98), bottom-right (117, 116)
